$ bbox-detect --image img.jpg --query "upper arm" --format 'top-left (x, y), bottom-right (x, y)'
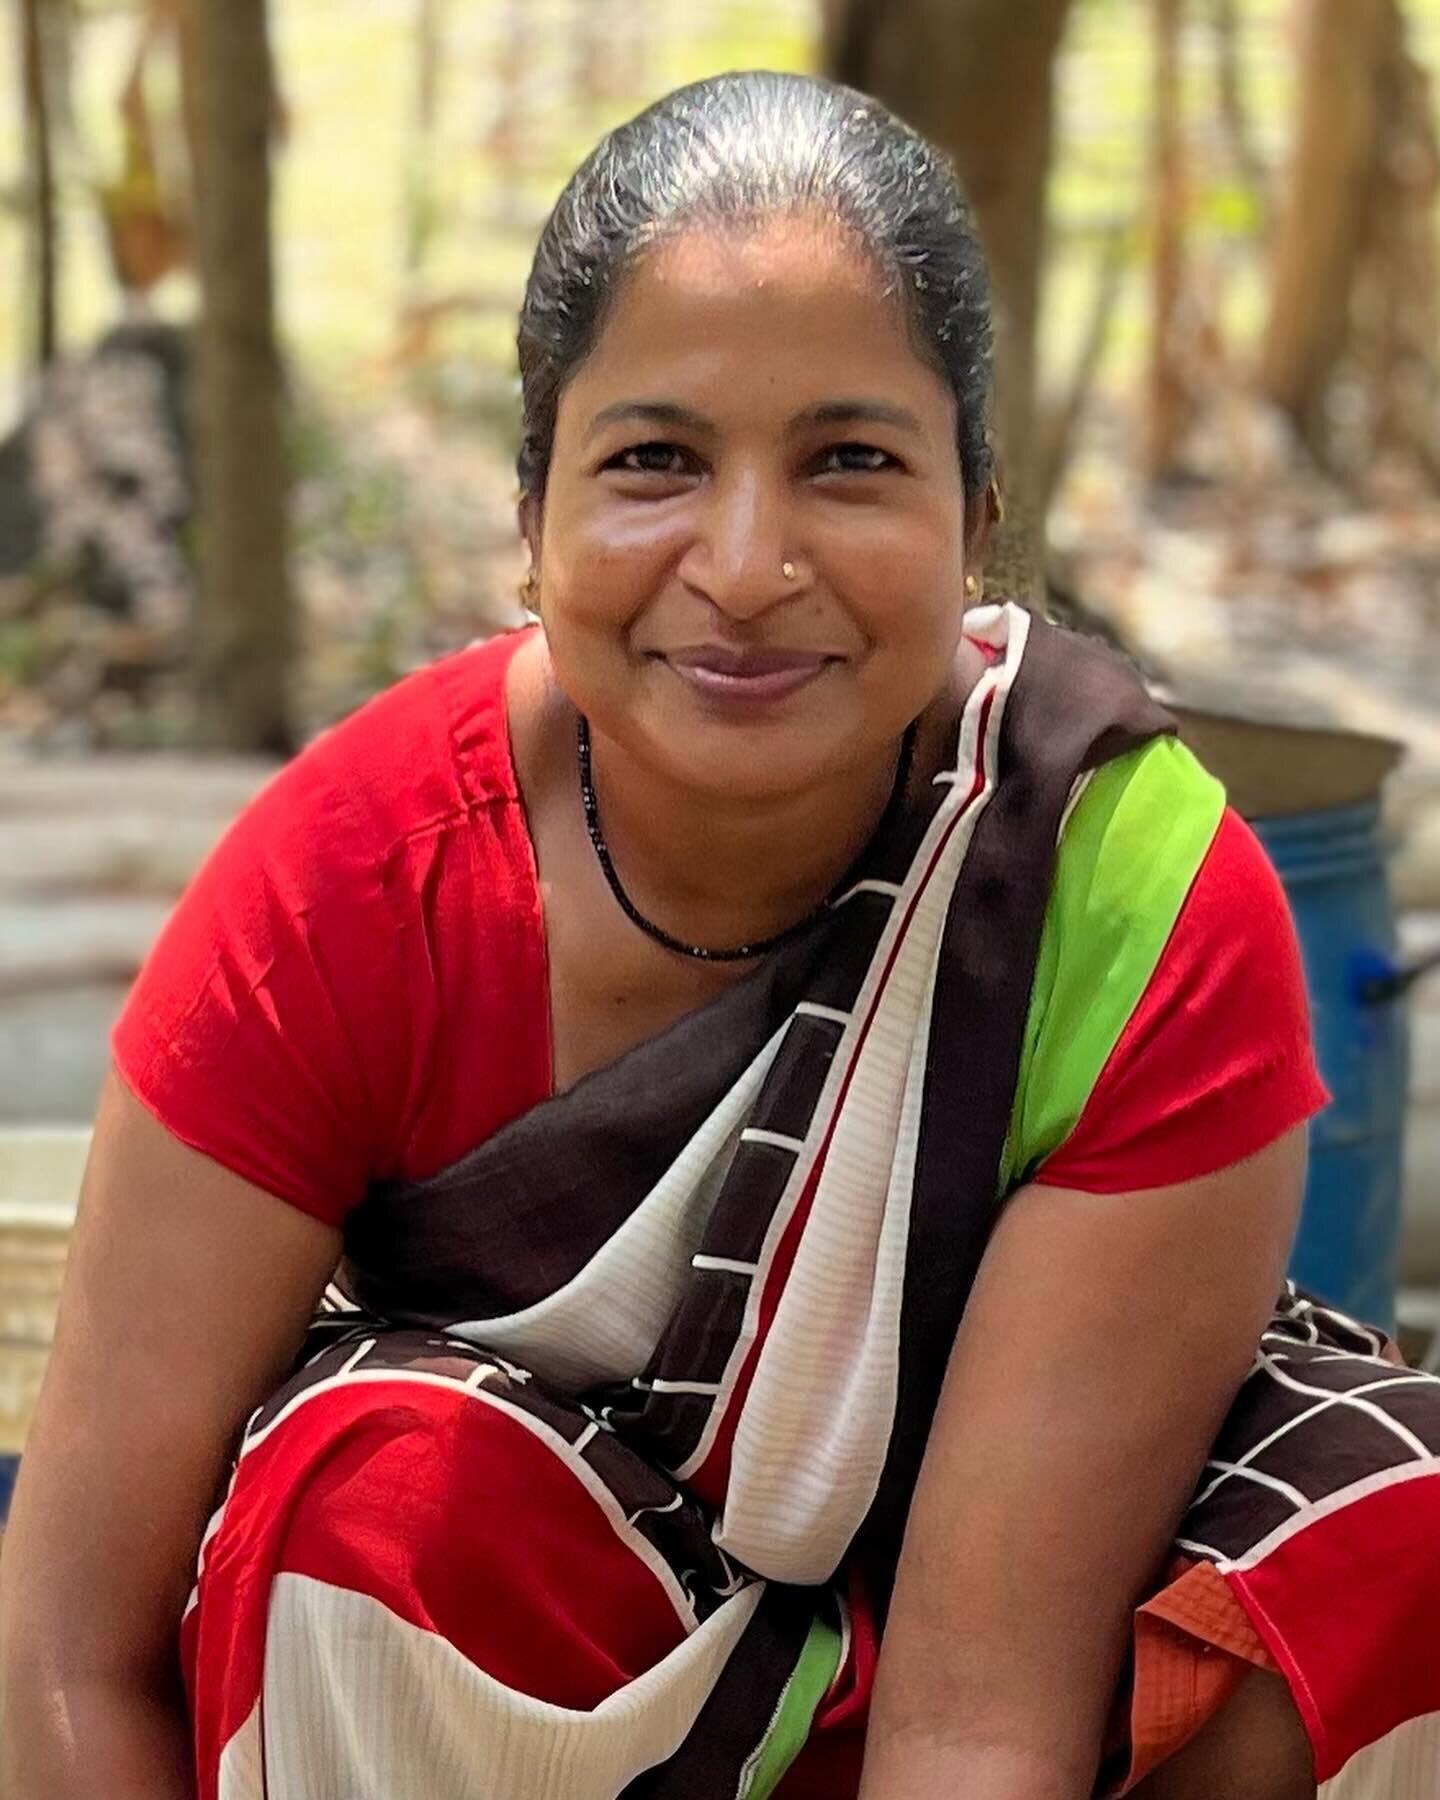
top-left (0, 1070), bottom-right (341, 1687)
top-left (0, 690), bottom-right (455, 1693)
top-left (110, 716), bottom-right (421, 1225)
top-left (931, 1129), bottom-right (1307, 1585)
top-left (869, 1131), bottom-right (1307, 1782)
top-left (923, 764), bottom-right (1321, 1586)
top-left (868, 748), bottom-right (1326, 1778)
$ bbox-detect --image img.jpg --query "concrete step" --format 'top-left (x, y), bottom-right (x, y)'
top-left (0, 1134), bottom-right (83, 1453)
top-left (1397, 916), bottom-right (1440, 1287)
top-left (0, 899), bottom-right (172, 993)
top-left (0, 813), bottom-right (238, 902)
top-left (0, 754), bottom-right (275, 819)
top-left (0, 1128), bottom-right (88, 1215)
top-left (0, 1343), bottom-right (53, 1454)
top-left (0, 985), bottom-right (127, 1123)
top-left (1403, 1114), bottom-right (1440, 1284)
top-left (0, 756), bottom-right (272, 910)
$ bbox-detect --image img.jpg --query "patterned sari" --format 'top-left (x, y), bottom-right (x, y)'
top-left (183, 607), bottom-right (1440, 1798)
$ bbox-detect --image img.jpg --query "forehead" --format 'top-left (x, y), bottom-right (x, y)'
top-left (560, 216), bottom-right (954, 428)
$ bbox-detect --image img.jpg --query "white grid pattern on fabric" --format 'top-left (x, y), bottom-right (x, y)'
top-left (1187, 1327), bottom-right (1440, 1530)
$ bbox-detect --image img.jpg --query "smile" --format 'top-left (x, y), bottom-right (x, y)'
top-left (659, 646), bottom-right (839, 704)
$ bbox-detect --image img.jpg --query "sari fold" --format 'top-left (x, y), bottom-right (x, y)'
top-left (183, 605), bottom-right (1440, 1799)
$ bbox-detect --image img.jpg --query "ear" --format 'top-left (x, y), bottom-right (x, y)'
top-left (962, 477), bottom-right (1002, 586)
top-left (518, 491), bottom-right (542, 566)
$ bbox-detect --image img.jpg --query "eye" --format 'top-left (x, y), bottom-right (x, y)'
top-left (815, 442), bottom-right (901, 475)
top-left (601, 442), bottom-right (699, 478)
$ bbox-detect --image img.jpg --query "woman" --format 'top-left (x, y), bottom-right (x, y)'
top-left (2, 71), bottom-right (1437, 1800)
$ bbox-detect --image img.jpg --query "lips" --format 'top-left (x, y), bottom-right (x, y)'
top-left (661, 644), bottom-right (838, 703)
top-left (666, 645), bottom-right (835, 678)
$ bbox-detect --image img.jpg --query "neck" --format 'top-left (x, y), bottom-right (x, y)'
top-left (580, 720), bottom-right (910, 957)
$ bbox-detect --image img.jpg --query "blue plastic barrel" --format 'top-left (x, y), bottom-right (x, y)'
top-left (1254, 801), bottom-right (1409, 1328)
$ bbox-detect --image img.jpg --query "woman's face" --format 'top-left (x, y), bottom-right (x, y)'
top-left (534, 215), bottom-right (982, 800)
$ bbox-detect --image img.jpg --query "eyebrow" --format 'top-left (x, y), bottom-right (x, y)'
top-left (583, 397), bottom-right (925, 447)
top-left (583, 402), bottom-right (711, 447)
top-left (796, 400), bottom-right (924, 436)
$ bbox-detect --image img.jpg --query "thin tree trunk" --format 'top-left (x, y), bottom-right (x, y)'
top-left (822, 0), bottom-right (1075, 605)
top-left (1211, 0), bottom-right (1268, 228)
top-left (20, 0), bottom-right (60, 369)
top-left (1146, 0), bottom-right (1188, 477)
top-left (404, 0), bottom-right (447, 280)
top-left (187, 0), bottom-right (294, 752)
top-left (1353, 1), bottom-right (1440, 483)
top-left (575, 0), bottom-right (646, 116)
top-left (1039, 219), bottom-right (1127, 507)
top-left (1258, 0), bottom-right (1392, 451)
top-left (489, 0), bottom-right (539, 229)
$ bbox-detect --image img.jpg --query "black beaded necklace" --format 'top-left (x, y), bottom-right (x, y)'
top-left (576, 715), bottom-right (919, 962)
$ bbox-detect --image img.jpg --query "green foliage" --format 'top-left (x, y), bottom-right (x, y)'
top-left (0, 621), bottom-right (45, 688)
top-left (1200, 178), bottom-right (1265, 240)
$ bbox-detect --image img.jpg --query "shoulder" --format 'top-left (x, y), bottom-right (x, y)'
top-left (156, 629), bottom-right (532, 954)
top-left (1003, 738), bottom-right (1326, 1192)
top-left (241, 630), bottom-right (527, 896)
top-left (1046, 735), bottom-right (1297, 992)
top-left (135, 626), bottom-right (532, 1047)
top-left (108, 631), bottom-right (541, 1221)
top-left (1037, 734), bottom-right (1227, 1014)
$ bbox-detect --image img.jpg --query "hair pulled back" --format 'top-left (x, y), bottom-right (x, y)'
top-left (517, 70), bottom-right (993, 504)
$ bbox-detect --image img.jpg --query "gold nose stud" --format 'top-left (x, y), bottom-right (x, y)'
top-left (781, 560), bottom-right (798, 581)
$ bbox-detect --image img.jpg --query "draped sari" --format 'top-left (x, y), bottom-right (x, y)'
top-left (183, 606), bottom-right (1440, 1798)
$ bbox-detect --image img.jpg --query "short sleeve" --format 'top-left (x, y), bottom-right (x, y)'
top-left (1036, 808), bottom-right (1330, 1193)
top-left (111, 711), bottom-right (422, 1227)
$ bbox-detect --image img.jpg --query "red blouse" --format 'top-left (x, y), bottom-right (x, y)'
top-left (112, 630), bottom-right (1327, 1225)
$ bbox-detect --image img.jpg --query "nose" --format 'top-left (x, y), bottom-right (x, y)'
top-left (677, 467), bottom-right (797, 621)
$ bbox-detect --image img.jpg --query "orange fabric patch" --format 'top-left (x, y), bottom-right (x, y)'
top-left (1108, 1554), bottom-right (1277, 1794)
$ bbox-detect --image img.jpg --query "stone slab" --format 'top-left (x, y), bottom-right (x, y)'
top-left (0, 755), bottom-right (276, 817)
top-left (0, 899), bottom-right (172, 992)
top-left (0, 814), bottom-right (241, 902)
top-left (0, 1130), bottom-right (89, 1217)
top-left (0, 983), bottom-right (128, 1124)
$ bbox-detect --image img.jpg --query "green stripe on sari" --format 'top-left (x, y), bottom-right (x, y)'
top-left (740, 1605), bottom-right (846, 1799)
top-left (998, 737), bottom-right (1225, 1195)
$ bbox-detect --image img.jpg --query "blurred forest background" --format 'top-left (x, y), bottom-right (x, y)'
top-left (3, 0), bottom-right (1439, 757)
top-left (0, 0), bottom-right (1439, 1425)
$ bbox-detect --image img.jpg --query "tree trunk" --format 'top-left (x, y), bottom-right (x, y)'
top-left (187, 0), bottom-right (294, 752)
top-left (575, 0), bottom-right (647, 117)
top-left (20, 0), bottom-right (60, 369)
top-left (488, 0), bottom-right (540, 229)
top-left (822, 0), bottom-right (1075, 605)
top-left (1257, 0), bottom-right (1393, 451)
top-left (1211, 0), bottom-right (1268, 229)
top-left (1352, 2), bottom-right (1440, 483)
top-left (404, 0), bottom-right (447, 280)
top-left (1146, 0), bottom-right (1188, 477)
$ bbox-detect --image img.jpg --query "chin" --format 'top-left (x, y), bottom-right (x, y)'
top-left (672, 737), bottom-right (837, 804)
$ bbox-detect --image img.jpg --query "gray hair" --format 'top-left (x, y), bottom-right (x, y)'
top-left (516, 70), bottom-right (993, 503)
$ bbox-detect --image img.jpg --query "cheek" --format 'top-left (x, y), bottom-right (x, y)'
top-left (824, 514), bottom-right (963, 636)
top-left (540, 491), bottom-right (680, 626)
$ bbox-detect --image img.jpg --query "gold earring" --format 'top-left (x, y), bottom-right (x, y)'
top-left (964, 573), bottom-right (980, 598)
top-left (987, 476), bottom-right (1005, 525)
top-left (519, 566), bottom-right (540, 612)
